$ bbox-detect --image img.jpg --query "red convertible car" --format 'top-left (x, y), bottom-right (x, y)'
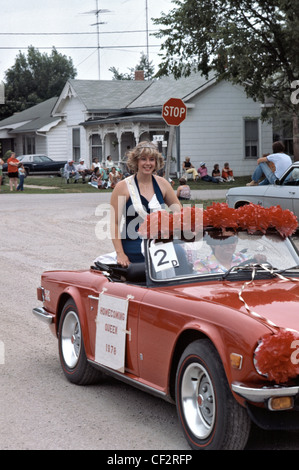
top-left (33, 203), bottom-right (299, 450)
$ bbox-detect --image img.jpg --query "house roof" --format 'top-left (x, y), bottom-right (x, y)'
top-left (128, 73), bottom-right (217, 109)
top-left (0, 97), bottom-right (59, 133)
top-left (52, 79), bottom-right (153, 114)
top-left (83, 111), bottom-right (164, 126)
top-left (54, 73), bottom-right (217, 116)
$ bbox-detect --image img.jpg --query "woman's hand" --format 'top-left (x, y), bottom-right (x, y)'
top-left (117, 251), bottom-right (131, 267)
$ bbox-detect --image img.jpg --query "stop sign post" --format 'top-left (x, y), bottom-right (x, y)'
top-left (162, 97), bottom-right (187, 126)
top-left (162, 98), bottom-right (187, 179)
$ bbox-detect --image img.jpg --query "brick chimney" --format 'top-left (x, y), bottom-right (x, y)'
top-left (135, 70), bottom-right (145, 81)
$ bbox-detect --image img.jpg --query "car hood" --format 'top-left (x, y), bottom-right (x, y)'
top-left (160, 278), bottom-right (299, 332)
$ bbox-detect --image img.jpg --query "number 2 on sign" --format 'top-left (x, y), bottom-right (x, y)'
top-left (149, 242), bottom-right (179, 273)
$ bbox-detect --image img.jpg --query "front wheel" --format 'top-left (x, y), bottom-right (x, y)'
top-left (58, 299), bottom-right (104, 385)
top-left (175, 339), bottom-right (251, 450)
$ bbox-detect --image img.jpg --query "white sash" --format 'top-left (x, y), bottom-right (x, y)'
top-left (125, 175), bottom-right (163, 219)
top-left (125, 175), bottom-right (148, 219)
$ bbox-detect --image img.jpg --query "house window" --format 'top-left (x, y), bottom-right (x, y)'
top-left (23, 136), bottom-right (36, 155)
top-left (91, 134), bottom-right (102, 161)
top-left (72, 128), bottom-right (81, 161)
top-left (245, 119), bottom-right (259, 158)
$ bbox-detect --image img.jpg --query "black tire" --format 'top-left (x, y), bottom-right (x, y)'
top-left (175, 339), bottom-right (251, 450)
top-left (58, 299), bottom-right (104, 385)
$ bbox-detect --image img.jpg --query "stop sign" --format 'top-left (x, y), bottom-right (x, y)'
top-left (162, 98), bottom-right (187, 126)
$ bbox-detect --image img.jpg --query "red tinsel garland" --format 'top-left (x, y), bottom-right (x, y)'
top-left (254, 330), bottom-right (299, 384)
top-left (138, 203), bottom-right (298, 239)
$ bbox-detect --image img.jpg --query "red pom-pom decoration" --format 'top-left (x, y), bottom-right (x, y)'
top-left (138, 203), bottom-right (298, 239)
top-left (254, 330), bottom-right (299, 384)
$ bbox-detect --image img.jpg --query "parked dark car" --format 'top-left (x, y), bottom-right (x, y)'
top-left (3, 154), bottom-right (67, 176)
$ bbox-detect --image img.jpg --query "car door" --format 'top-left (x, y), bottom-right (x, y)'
top-left (261, 184), bottom-right (296, 212)
top-left (137, 288), bottom-right (183, 391)
top-left (31, 155), bottom-right (46, 172)
top-left (90, 281), bottom-right (147, 378)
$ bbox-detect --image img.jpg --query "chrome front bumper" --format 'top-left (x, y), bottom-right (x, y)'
top-left (232, 382), bottom-right (299, 403)
top-left (32, 307), bottom-right (53, 325)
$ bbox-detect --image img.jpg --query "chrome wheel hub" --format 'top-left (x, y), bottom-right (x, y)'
top-left (181, 363), bottom-right (216, 439)
top-left (61, 311), bottom-right (81, 368)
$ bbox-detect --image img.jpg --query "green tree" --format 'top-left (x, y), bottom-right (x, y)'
top-left (153, 0), bottom-right (299, 158)
top-left (109, 52), bottom-right (155, 80)
top-left (1, 46), bottom-right (77, 119)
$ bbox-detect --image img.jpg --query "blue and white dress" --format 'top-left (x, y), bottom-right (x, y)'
top-left (122, 175), bottom-right (165, 263)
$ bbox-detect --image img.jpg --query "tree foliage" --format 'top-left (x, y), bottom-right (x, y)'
top-left (153, 0), bottom-right (299, 156)
top-left (109, 52), bottom-right (155, 80)
top-left (1, 46), bottom-right (77, 119)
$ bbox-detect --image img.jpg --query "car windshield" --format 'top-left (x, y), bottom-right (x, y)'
top-left (33, 156), bottom-right (51, 162)
top-left (147, 232), bottom-right (299, 282)
top-left (281, 166), bottom-right (299, 186)
top-left (39, 156), bottom-right (52, 162)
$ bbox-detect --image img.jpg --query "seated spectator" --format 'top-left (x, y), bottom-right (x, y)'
top-left (246, 142), bottom-right (291, 186)
top-left (64, 159), bottom-right (80, 183)
top-left (222, 162), bottom-right (235, 181)
top-left (177, 177), bottom-right (191, 200)
top-left (198, 162), bottom-right (219, 183)
top-left (76, 158), bottom-right (89, 183)
top-left (105, 155), bottom-right (114, 171)
top-left (109, 166), bottom-right (123, 188)
top-left (91, 157), bottom-right (101, 171)
top-left (89, 167), bottom-right (107, 189)
top-left (212, 164), bottom-right (225, 182)
top-left (182, 157), bottom-right (199, 181)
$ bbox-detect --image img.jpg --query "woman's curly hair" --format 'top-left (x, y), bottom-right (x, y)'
top-left (126, 141), bottom-right (165, 173)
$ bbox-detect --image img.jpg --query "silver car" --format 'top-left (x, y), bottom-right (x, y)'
top-left (226, 163), bottom-right (299, 217)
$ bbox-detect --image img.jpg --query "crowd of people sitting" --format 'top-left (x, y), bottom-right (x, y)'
top-left (63, 155), bottom-right (124, 189)
top-left (182, 157), bottom-right (235, 184)
top-left (63, 154), bottom-right (235, 190)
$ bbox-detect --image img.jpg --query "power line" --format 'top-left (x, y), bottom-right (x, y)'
top-left (0, 29), bottom-right (158, 35)
top-left (0, 45), bottom-right (161, 50)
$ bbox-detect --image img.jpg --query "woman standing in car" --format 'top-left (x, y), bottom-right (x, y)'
top-left (110, 141), bottom-right (181, 266)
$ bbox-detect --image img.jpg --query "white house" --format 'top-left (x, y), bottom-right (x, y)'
top-left (0, 73), bottom-right (273, 176)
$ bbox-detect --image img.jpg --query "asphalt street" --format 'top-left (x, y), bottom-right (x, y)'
top-left (1, 192), bottom-right (299, 450)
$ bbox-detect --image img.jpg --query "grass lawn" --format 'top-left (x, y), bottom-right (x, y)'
top-left (0, 175), bottom-right (237, 210)
top-left (0, 174), bottom-right (250, 196)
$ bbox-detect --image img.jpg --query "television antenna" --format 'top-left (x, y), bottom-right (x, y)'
top-left (82, 1), bottom-right (111, 79)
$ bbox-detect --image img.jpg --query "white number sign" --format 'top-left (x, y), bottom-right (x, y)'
top-left (149, 242), bottom-right (179, 273)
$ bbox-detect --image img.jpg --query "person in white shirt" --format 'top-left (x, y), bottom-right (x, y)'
top-left (91, 158), bottom-right (101, 171)
top-left (64, 159), bottom-right (80, 183)
top-left (105, 155), bottom-right (114, 170)
top-left (246, 141), bottom-right (292, 186)
top-left (76, 158), bottom-right (88, 183)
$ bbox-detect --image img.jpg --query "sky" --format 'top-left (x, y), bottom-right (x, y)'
top-left (0, 0), bottom-right (175, 82)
